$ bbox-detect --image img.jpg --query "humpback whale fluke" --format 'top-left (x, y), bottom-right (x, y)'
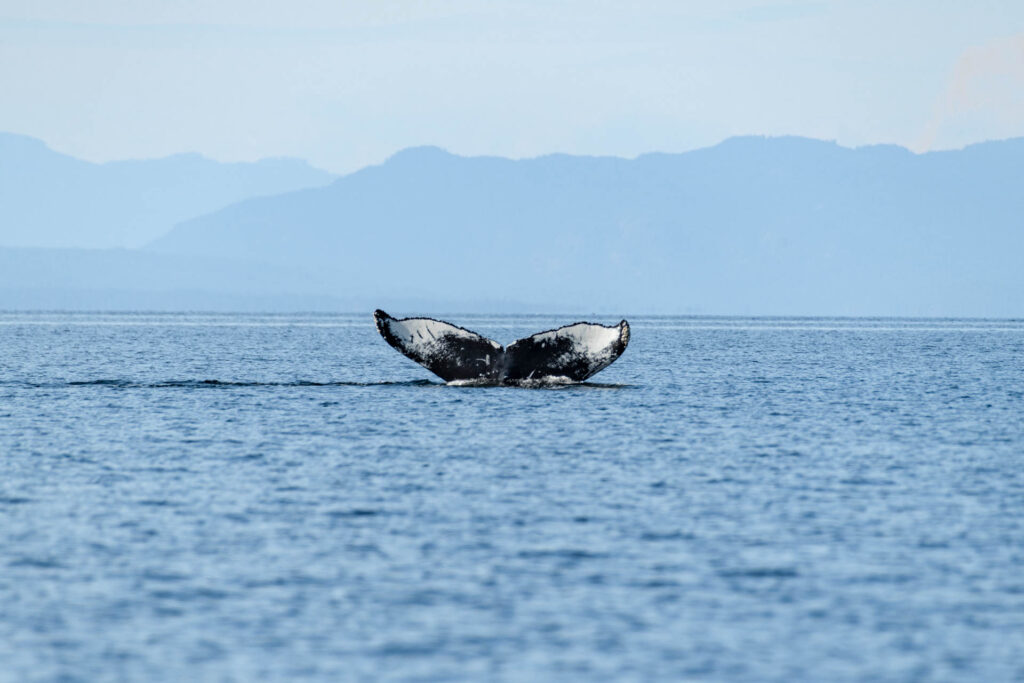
top-left (373, 310), bottom-right (629, 385)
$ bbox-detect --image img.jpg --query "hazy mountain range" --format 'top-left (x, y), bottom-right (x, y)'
top-left (0, 132), bottom-right (334, 249)
top-left (2, 133), bottom-right (1023, 315)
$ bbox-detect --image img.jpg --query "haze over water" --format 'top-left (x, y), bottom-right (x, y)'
top-left (2, 312), bottom-right (1023, 681)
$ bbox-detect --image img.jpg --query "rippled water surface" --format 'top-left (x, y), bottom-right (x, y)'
top-left (2, 312), bottom-right (1023, 682)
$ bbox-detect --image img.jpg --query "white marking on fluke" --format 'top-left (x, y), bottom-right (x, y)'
top-left (373, 310), bottom-right (629, 385)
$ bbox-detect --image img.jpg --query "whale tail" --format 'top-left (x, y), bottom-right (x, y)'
top-left (374, 310), bottom-right (629, 384)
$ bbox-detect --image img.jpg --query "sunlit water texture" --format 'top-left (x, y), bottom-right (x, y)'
top-left (1, 313), bottom-right (1023, 681)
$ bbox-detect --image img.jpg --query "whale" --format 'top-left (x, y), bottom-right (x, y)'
top-left (373, 310), bottom-right (629, 385)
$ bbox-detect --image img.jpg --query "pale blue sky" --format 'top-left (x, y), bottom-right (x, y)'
top-left (2, 1), bottom-right (1022, 172)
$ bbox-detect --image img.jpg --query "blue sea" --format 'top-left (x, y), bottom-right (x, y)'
top-left (2, 312), bottom-right (1023, 682)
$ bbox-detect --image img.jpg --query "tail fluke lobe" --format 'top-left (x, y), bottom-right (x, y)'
top-left (504, 320), bottom-right (630, 382)
top-left (373, 310), bottom-right (503, 382)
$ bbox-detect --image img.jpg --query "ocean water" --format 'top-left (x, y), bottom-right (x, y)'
top-left (1, 312), bottom-right (1023, 682)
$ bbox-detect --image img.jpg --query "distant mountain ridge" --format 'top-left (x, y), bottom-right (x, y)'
top-left (0, 133), bottom-right (335, 249)
top-left (147, 136), bottom-right (1024, 316)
